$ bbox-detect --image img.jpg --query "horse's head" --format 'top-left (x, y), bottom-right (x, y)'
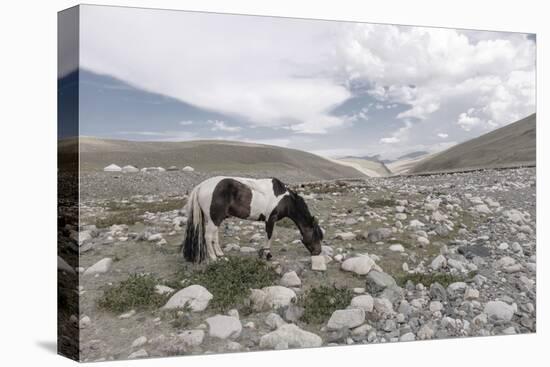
top-left (288, 190), bottom-right (323, 255)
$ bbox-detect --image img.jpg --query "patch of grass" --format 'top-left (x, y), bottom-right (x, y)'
top-left (395, 271), bottom-right (477, 288)
top-left (97, 274), bottom-right (168, 313)
top-left (298, 286), bottom-right (353, 324)
top-left (95, 198), bottom-right (184, 228)
top-left (190, 257), bottom-right (278, 312)
top-left (368, 197), bottom-right (396, 208)
top-left (276, 218), bottom-right (295, 229)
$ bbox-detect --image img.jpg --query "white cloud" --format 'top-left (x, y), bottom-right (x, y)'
top-left (80, 6), bottom-right (349, 134)
top-left (337, 24), bottom-right (536, 127)
top-left (209, 120), bottom-right (242, 132)
top-left (437, 133), bottom-right (449, 138)
top-left (179, 120), bottom-right (193, 126)
top-left (380, 137), bottom-right (400, 144)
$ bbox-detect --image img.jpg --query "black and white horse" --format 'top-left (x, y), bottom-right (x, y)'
top-left (182, 176), bottom-right (323, 263)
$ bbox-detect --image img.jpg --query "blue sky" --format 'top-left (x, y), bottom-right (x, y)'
top-left (71, 5), bottom-right (536, 159)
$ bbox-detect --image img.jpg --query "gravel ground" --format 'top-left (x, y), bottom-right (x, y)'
top-left (60, 167), bottom-right (536, 361)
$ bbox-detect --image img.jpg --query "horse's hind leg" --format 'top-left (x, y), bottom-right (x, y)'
top-left (205, 221), bottom-right (218, 261)
top-left (213, 227), bottom-right (224, 257)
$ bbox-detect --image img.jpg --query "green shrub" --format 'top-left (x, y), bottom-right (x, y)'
top-left (395, 271), bottom-right (477, 288)
top-left (298, 286), bottom-right (353, 324)
top-left (190, 256), bottom-right (277, 312)
top-left (98, 274), bottom-right (168, 313)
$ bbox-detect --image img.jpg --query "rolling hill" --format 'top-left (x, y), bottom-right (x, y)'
top-left (409, 113), bottom-right (536, 174)
top-left (74, 137), bottom-right (366, 180)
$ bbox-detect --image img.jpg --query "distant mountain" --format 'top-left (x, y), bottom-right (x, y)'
top-left (75, 137), bottom-right (366, 180)
top-left (332, 157), bottom-right (391, 177)
top-left (409, 114), bottom-right (535, 174)
top-left (396, 151), bottom-right (429, 161)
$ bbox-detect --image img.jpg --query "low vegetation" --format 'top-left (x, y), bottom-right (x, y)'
top-left (95, 198), bottom-right (184, 228)
top-left (298, 286), bottom-right (353, 324)
top-left (98, 274), bottom-right (168, 313)
top-left (188, 257), bottom-right (278, 312)
top-left (367, 197), bottom-right (396, 208)
top-left (395, 271), bottom-right (477, 288)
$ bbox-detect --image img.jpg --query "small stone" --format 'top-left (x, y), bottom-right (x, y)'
top-left (280, 271), bottom-right (301, 287)
top-left (79, 315), bottom-right (91, 329)
top-left (260, 324), bottom-right (322, 349)
top-left (418, 324), bottom-right (434, 340)
top-left (366, 270), bottom-right (397, 294)
top-left (431, 255), bottom-right (447, 270)
top-left (335, 232), bottom-right (356, 241)
top-left (464, 288), bottom-right (479, 300)
top-left (389, 244), bottom-right (405, 252)
top-left (206, 315), bottom-right (242, 339)
top-left (341, 255), bottom-right (376, 275)
top-left (128, 349), bottom-right (148, 359)
top-left (350, 295), bottom-right (374, 312)
top-left (373, 298), bottom-right (394, 315)
top-left (83, 258), bottom-right (113, 276)
top-left (265, 313), bottom-right (286, 330)
top-left (311, 255), bottom-right (327, 271)
top-left (118, 310), bottom-right (136, 319)
top-left (154, 285), bottom-right (174, 295)
top-left (429, 301), bottom-right (443, 312)
top-left (131, 336), bottom-right (147, 348)
top-left (484, 301), bottom-right (515, 322)
top-left (178, 330), bottom-right (205, 347)
top-left (262, 286), bottom-right (296, 309)
top-left (399, 332), bottom-right (415, 342)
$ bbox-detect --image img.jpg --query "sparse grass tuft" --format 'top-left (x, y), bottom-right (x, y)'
top-left (298, 286), bottom-right (353, 324)
top-left (368, 197), bottom-right (396, 208)
top-left (189, 257), bottom-right (277, 312)
top-left (98, 274), bottom-right (168, 313)
top-left (395, 271), bottom-right (477, 288)
top-left (95, 198), bottom-right (184, 228)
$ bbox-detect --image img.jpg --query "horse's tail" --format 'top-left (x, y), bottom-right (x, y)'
top-left (182, 185), bottom-right (207, 263)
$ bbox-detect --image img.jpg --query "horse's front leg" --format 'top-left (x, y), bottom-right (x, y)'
top-left (259, 216), bottom-right (276, 261)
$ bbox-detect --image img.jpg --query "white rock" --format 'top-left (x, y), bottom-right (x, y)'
top-left (409, 219), bottom-right (425, 229)
top-left (128, 349), bottom-right (148, 359)
top-left (431, 255), bottom-right (447, 270)
top-left (122, 165), bottom-right (139, 173)
top-left (464, 288), bottom-right (479, 300)
top-left (83, 258), bottom-right (113, 276)
top-left (341, 255), bottom-right (376, 275)
top-left (154, 285), bottom-right (174, 295)
top-left (484, 301), bottom-right (515, 322)
top-left (429, 301), bottom-right (443, 312)
top-left (335, 232), bottom-right (356, 241)
top-left (205, 315), bottom-right (242, 339)
top-left (373, 298), bottom-right (394, 315)
top-left (118, 310), bottom-right (136, 319)
top-left (79, 315), bottom-right (91, 329)
top-left (131, 336), bottom-right (147, 348)
top-left (475, 204), bottom-right (492, 214)
top-left (280, 271), bottom-right (301, 287)
top-left (400, 332), bottom-right (415, 342)
top-left (248, 289), bottom-right (268, 312)
top-left (350, 295), bottom-right (374, 312)
top-left (389, 244), bottom-right (405, 252)
top-left (182, 166), bottom-right (195, 172)
top-left (327, 309), bottom-right (365, 330)
top-left (260, 324), bottom-right (322, 349)
top-left (162, 285), bottom-right (213, 311)
top-left (103, 164), bottom-right (122, 172)
top-left (265, 313), bottom-right (286, 330)
top-left (311, 255), bottom-right (327, 271)
top-left (262, 286), bottom-right (296, 309)
top-left (178, 330), bottom-right (205, 347)
top-left (417, 236), bottom-right (430, 246)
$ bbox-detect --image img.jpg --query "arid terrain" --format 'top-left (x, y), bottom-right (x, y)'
top-left (63, 165), bottom-right (536, 361)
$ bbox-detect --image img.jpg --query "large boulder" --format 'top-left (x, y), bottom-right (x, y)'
top-left (367, 228), bottom-right (392, 243)
top-left (350, 295), bottom-right (374, 312)
top-left (341, 255), bottom-right (376, 275)
top-left (327, 309), bottom-right (365, 330)
top-left (162, 285), bottom-right (213, 312)
top-left (259, 324), bottom-right (322, 349)
top-left (280, 271), bottom-right (301, 287)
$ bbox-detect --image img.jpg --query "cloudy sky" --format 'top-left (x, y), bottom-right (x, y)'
top-left (75, 5), bottom-right (536, 159)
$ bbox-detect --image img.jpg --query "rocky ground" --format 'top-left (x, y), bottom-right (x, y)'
top-left (65, 167), bottom-right (536, 361)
